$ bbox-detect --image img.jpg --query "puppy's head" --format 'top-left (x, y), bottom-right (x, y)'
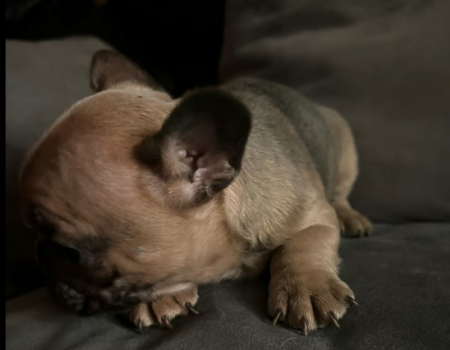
top-left (18, 51), bottom-right (251, 315)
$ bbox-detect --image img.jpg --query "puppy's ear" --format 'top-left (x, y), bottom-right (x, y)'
top-left (90, 50), bottom-right (161, 92)
top-left (137, 88), bottom-right (251, 205)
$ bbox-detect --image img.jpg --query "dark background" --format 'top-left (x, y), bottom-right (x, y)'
top-left (6, 0), bottom-right (225, 97)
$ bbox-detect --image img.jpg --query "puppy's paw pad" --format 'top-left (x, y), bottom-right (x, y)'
top-left (269, 272), bottom-right (356, 334)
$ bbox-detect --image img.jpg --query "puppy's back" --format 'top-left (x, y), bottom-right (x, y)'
top-left (223, 78), bottom-right (340, 198)
top-left (221, 78), bottom-right (342, 249)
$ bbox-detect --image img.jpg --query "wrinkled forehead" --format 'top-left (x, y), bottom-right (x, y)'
top-left (22, 87), bottom-right (174, 177)
top-left (51, 88), bottom-right (172, 140)
top-left (20, 154), bottom-right (136, 230)
top-left (19, 89), bottom-right (173, 220)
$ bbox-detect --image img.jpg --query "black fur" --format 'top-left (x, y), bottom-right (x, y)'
top-left (138, 88), bottom-right (252, 198)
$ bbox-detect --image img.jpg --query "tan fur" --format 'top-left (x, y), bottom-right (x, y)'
top-left (19, 52), bottom-right (371, 333)
top-left (320, 106), bottom-right (373, 237)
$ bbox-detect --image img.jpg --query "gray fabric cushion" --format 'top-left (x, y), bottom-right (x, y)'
top-left (6, 224), bottom-right (450, 350)
top-left (220, 0), bottom-right (450, 223)
top-left (5, 37), bottom-right (111, 299)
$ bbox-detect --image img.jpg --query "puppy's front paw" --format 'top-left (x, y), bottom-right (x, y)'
top-left (268, 271), bottom-right (357, 335)
top-left (129, 287), bottom-right (199, 331)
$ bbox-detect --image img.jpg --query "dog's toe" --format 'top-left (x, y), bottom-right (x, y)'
top-left (128, 287), bottom-right (199, 331)
top-left (129, 303), bottom-right (156, 331)
top-left (269, 271), bottom-right (355, 334)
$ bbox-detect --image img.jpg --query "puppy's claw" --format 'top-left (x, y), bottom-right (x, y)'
top-left (273, 310), bottom-right (283, 325)
top-left (329, 313), bottom-right (340, 328)
top-left (137, 320), bottom-right (144, 333)
top-left (186, 302), bottom-right (199, 315)
top-left (346, 296), bottom-right (359, 307)
top-left (161, 316), bottom-right (173, 330)
top-left (303, 320), bottom-right (308, 336)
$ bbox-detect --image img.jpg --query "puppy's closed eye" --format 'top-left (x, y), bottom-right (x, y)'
top-left (49, 241), bottom-right (81, 264)
top-left (36, 239), bottom-right (81, 265)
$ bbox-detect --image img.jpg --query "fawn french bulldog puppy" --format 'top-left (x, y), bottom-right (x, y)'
top-left (19, 50), bottom-right (371, 334)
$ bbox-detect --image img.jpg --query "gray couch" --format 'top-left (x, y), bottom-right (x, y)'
top-left (6, 1), bottom-right (450, 349)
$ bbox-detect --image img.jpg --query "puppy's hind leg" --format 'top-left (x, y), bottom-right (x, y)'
top-left (333, 202), bottom-right (372, 238)
top-left (325, 109), bottom-right (372, 237)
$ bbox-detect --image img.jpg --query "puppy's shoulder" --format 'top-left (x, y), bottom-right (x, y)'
top-left (222, 78), bottom-right (340, 197)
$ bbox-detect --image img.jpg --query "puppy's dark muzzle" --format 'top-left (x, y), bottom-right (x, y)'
top-left (35, 239), bottom-right (155, 315)
top-left (49, 279), bottom-right (154, 316)
top-left (49, 280), bottom-right (102, 316)
top-left (35, 238), bottom-right (106, 287)
top-left (35, 239), bottom-right (109, 315)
